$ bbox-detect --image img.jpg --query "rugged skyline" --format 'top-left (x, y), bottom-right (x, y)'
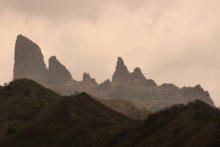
top-left (0, 0), bottom-right (220, 105)
top-left (12, 35), bottom-right (214, 111)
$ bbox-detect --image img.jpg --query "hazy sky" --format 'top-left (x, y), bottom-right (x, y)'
top-left (0, 0), bottom-right (220, 105)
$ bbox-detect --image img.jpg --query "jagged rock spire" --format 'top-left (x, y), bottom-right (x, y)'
top-left (83, 72), bottom-right (92, 81)
top-left (131, 67), bottom-right (146, 80)
top-left (130, 67), bottom-right (157, 87)
top-left (82, 72), bottom-right (97, 83)
top-left (13, 34), bottom-right (48, 83)
top-left (112, 57), bottom-right (131, 84)
top-left (98, 79), bottom-right (112, 90)
top-left (48, 56), bottom-right (73, 83)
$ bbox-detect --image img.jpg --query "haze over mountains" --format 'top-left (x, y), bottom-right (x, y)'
top-left (1, 0), bottom-right (220, 145)
top-left (13, 35), bottom-right (214, 110)
top-left (0, 79), bottom-right (220, 147)
top-left (0, 34), bottom-right (219, 146)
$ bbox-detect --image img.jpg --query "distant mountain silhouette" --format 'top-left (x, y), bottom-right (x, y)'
top-left (13, 35), bottom-right (214, 111)
top-left (0, 79), bottom-right (220, 147)
top-left (14, 35), bottom-right (48, 83)
top-left (48, 56), bottom-right (73, 84)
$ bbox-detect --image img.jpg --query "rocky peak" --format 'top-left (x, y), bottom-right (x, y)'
top-left (117, 57), bottom-right (126, 68)
top-left (181, 85), bottom-right (210, 97)
top-left (98, 79), bottom-right (112, 90)
top-left (83, 72), bottom-right (92, 81)
top-left (130, 67), bottom-right (157, 87)
top-left (13, 34), bottom-right (48, 83)
top-left (159, 83), bottom-right (179, 91)
top-left (181, 85), bottom-right (213, 106)
top-left (112, 57), bottom-right (131, 84)
top-left (194, 84), bottom-right (210, 97)
top-left (82, 72), bottom-right (97, 83)
top-left (48, 56), bottom-right (73, 83)
top-left (194, 84), bottom-right (203, 92)
top-left (131, 67), bottom-right (146, 80)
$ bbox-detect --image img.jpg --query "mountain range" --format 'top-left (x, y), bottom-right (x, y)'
top-left (13, 34), bottom-right (214, 111)
top-left (1, 35), bottom-right (219, 146)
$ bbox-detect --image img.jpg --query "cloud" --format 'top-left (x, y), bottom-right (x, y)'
top-left (0, 0), bottom-right (179, 21)
top-left (0, 0), bottom-right (220, 105)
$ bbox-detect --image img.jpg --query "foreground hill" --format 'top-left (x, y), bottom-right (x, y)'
top-left (0, 79), bottom-right (220, 147)
top-left (116, 101), bottom-right (220, 147)
top-left (98, 98), bottom-right (150, 120)
top-left (13, 35), bottom-right (214, 111)
top-left (0, 79), bottom-right (134, 147)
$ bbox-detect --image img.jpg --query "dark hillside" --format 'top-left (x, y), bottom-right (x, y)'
top-left (0, 79), bottom-right (61, 141)
top-left (0, 79), bottom-right (134, 147)
top-left (1, 79), bottom-right (220, 147)
top-left (115, 100), bottom-right (220, 147)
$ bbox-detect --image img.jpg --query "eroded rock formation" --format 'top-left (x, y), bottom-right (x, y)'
top-left (13, 35), bottom-right (215, 111)
top-left (13, 35), bottom-right (48, 83)
top-left (131, 67), bottom-right (157, 87)
top-left (112, 57), bottom-right (131, 84)
top-left (48, 56), bottom-right (73, 84)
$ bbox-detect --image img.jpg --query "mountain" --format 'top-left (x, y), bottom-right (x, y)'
top-left (114, 100), bottom-right (220, 147)
top-left (112, 58), bottom-right (156, 87)
top-left (48, 56), bottom-right (73, 84)
top-left (13, 35), bottom-right (215, 111)
top-left (0, 79), bottom-right (220, 147)
top-left (112, 57), bottom-right (131, 84)
top-left (97, 98), bottom-right (151, 120)
top-left (13, 35), bottom-right (48, 84)
top-left (81, 72), bottom-right (97, 88)
top-left (0, 79), bottom-right (133, 147)
top-left (91, 57), bottom-right (214, 110)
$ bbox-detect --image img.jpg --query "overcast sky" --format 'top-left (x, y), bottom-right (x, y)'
top-left (0, 0), bottom-right (220, 105)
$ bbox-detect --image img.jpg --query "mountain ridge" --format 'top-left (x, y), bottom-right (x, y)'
top-left (13, 34), bottom-right (215, 110)
top-left (0, 79), bottom-right (219, 147)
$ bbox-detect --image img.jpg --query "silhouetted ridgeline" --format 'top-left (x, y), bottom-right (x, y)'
top-left (13, 35), bottom-right (214, 111)
top-left (0, 79), bottom-right (219, 147)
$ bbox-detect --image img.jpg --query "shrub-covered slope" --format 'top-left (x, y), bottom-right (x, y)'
top-left (0, 79), bottom-right (133, 147)
top-left (0, 79), bottom-right (220, 147)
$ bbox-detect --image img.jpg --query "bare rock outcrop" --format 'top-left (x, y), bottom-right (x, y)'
top-left (181, 85), bottom-right (213, 105)
top-left (97, 79), bottom-right (112, 90)
top-left (112, 57), bottom-right (131, 84)
top-left (48, 56), bottom-right (73, 84)
top-left (131, 67), bottom-right (157, 87)
top-left (13, 35), bottom-right (48, 83)
top-left (130, 67), bottom-right (145, 80)
top-left (12, 35), bottom-right (215, 111)
top-left (112, 58), bottom-right (156, 87)
top-left (81, 72), bottom-right (97, 86)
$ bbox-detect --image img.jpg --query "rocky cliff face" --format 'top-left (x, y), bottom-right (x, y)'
top-left (181, 85), bottom-right (213, 105)
top-left (80, 72), bottom-right (97, 89)
top-left (48, 56), bottom-right (73, 84)
top-left (112, 57), bottom-right (131, 84)
top-left (131, 67), bottom-right (157, 87)
top-left (112, 58), bottom-right (156, 87)
top-left (13, 35), bottom-right (215, 111)
top-left (13, 35), bottom-right (48, 83)
top-left (97, 80), bottom-right (112, 90)
top-left (130, 67), bottom-right (145, 80)
top-left (83, 72), bottom-right (96, 83)
top-left (13, 35), bottom-right (73, 85)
